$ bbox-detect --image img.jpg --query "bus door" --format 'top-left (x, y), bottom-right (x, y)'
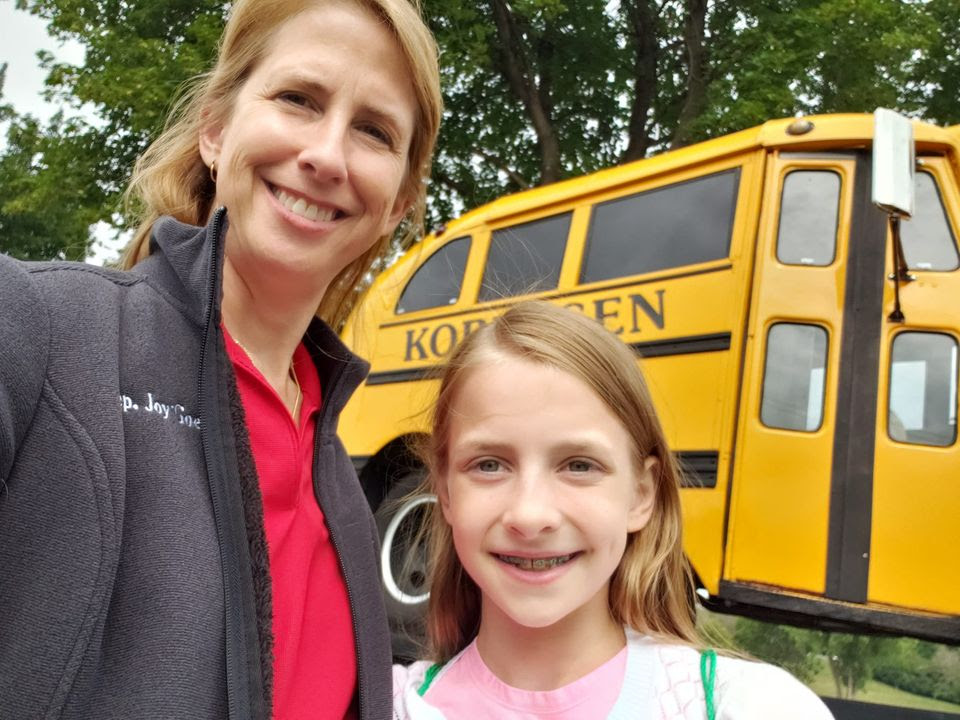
top-left (725, 151), bottom-right (859, 596)
top-left (868, 156), bottom-right (960, 618)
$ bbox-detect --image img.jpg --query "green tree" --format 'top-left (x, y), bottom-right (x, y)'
top-left (733, 618), bottom-right (822, 684)
top-left (3, 0), bottom-right (960, 259)
top-left (422, 0), bottom-right (718, 220)
top-left (1, 59), bottom-right (107, 260)
top-left (734, 618), bottom-right (907, 700)
top-left (422, 0), bottom-right (959, 223)
top-left (818, 632), bottom-right (899, 699)
top-left (1, 0), bottom-right (222, 260)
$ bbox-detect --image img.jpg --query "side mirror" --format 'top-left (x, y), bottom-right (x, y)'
top-left (872, 108), bottom-right (915, 218)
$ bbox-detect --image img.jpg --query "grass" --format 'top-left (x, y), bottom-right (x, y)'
top-left (695, 608), bottom-right (960, 714)
top-left (810, 670), bottom-right (960, 714)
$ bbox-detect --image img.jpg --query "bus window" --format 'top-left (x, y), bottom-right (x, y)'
top-left (580, 169), bottom-right (739, 284)
top-left (776, 170), bottom-right (840, 266)
top-left (396, 236), bottom-right (471, 314)
top-left (888, 332), bottom-right (958, 446)
top-left (900, 172), bottom-right (960, 271)
top-left (478, 213), bottom-right (571, 302)
top-left (760, 323), bottom-right (828, 432)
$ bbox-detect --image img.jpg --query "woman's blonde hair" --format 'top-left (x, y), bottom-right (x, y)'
top-left (121, 0), bottom-right (442, 330)
top-left (418, 300), bottom-right (700, 663)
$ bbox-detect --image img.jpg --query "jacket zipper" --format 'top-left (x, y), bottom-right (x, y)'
top-left (197, 207), bottom-right (246, 720)
top-left (312, 362), bottom-right (366, 720)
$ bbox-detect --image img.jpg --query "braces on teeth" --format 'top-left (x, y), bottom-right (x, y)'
top-left (499, 554), bottom-right (573, 571)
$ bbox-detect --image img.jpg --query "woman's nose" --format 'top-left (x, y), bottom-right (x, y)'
top-left (299, 117), bottom-right (348, 183)
top-left (501, 475), bottom-right (562, 538)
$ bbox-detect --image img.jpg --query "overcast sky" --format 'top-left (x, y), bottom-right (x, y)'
top-left (1, 3), bottom-right (124, 264)
top-left (0, 3), bottom-right (84, 123)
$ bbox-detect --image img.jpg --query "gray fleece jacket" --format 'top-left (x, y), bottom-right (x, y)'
top-left (0, 210), bottom-right (392, 720)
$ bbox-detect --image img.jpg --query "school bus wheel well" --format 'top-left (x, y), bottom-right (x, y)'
top-left (358, 435), bottom-right (429, 513)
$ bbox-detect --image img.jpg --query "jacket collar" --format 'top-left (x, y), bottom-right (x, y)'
top-left (305, 318), bottom-right (370, 426)
top-left (143, 209), bottom-right (370, 407)
top-left (144, 209), bottom-right (228, 327)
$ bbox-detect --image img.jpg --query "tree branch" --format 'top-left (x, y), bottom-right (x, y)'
top-left (432, 164), bottom-right (474, 200)
top-left (473, 148), bottom-right (531, 189)
top-left (489, 0), bottom-right (562, 183)
top-left (671, 0), bottom-right (708, 149)
top-left (621, 0), bottom-right (659, 162)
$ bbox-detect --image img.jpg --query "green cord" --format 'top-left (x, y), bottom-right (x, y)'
top-left (417, 663), bottom-right (442, 697)
top-left (700, 648), bottom-right (717, 720)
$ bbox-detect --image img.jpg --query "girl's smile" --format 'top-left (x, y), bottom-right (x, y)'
top-left (492, 551), bottom-right (583, 588)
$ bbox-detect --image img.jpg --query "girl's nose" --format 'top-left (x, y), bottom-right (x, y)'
top-left (501, 476), bottom-right (562, 538)
top-left (299, 116), bottom-right (348, 184)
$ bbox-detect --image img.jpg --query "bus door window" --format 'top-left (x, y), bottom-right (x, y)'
top-left (395, 236), bottom-right (472, 314)
top-left (888, 332), bottom-right (958, 447)
top-left (776, 170), bottom-right (840, 266)
top-left (478, 212), bottom-right (571, 302)
top-left (580, 169), bottom-right (739, 284)
top-left (760, 323), bottom-right (828, 432)
top-left (900, 171), bottom-right (960, 271)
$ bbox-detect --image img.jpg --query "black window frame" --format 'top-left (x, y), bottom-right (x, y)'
top-left (759, 322), bottom-right (830, 433)
top-left (477, 212), bottom-right (572, 303)
top-left (579, 167), bottom-right (741, 286)
top-left (775, 168), bottom-right (841, 267)
top-left (900, 170), bottom-right (960, 272)
top-left (887, 331), bottom-right (958, 447)
top-left (395, 235), bottom-right (472, 315)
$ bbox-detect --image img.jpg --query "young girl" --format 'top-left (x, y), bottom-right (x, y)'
top-left (393, 301), bottom-right (833, 719)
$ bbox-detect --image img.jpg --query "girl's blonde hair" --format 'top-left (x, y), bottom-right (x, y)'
top-left (120, 0), bottom-right (442, 330)
top-left (418, 300), bottom-right (700, 662)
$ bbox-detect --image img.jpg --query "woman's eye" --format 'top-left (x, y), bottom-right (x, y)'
top-left (278, 91), bottom-right (311, 108)
top-left (358, 123), bottom-right (393, 146)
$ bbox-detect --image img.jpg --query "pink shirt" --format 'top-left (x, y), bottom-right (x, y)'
top-left (225, 329), bottom-right (358, 719)
top-left (424, 639), bottom-right (627, 719)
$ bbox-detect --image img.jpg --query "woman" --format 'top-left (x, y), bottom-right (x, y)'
top-left (0, 0), bottom-right (442, 718)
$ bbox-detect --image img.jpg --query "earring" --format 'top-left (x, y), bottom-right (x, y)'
top-left (209, 159), bottom-right (218, 183)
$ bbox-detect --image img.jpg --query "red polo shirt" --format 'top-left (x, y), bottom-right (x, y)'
top-left (224, 328), bottom-right (358, 719)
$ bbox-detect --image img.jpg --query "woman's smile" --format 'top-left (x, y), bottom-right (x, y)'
top-left (266, 181), bottom-right (345, 226)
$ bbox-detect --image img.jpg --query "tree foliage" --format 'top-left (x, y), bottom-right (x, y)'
top-left (2, 0), bottom-right (960, 260)
top-left (732, 618), bottom-right (958, 702)
top-left (1, 0), bottom-right (225, 260)
top-left (732, 617), bottom-right (822, 684)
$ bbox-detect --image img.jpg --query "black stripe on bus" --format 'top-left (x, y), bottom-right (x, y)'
top-left (717, 581), bottom-right (960, 646)
top-left (822, 697), bottom-right (960, 720)
top-left (629, 332), bottom-right (731, 357)
top-left (825, 152), bottom-right (888, 604)
top-left (353, 450), bottom-right (720, 489)
top-left (677, 451), bottom-right (719, 488)
top-left (379, 263), bottom-right (733, 329)
top-left (365, 332), bottom-right (732, 386)
top-left (365, 367), bottom-right (440, 385)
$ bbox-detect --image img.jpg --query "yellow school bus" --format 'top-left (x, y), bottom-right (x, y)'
top-left (339, 112), bottom-right (960, 647)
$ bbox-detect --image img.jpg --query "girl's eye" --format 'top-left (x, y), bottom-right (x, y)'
top-left (566, 459), bottom-right (597, 473)
top-left (474, 458), bottom-right (502, 473)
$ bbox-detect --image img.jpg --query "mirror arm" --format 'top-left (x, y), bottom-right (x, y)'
top-left (886, 214), bottom-right (914, 323)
